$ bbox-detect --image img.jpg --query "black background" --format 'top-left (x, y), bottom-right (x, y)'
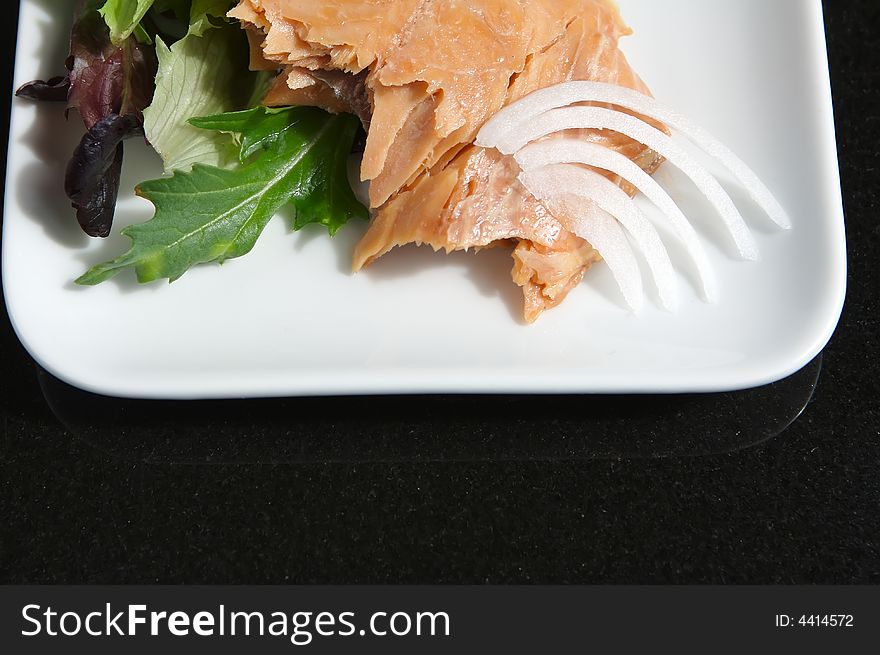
top-left (1, 2), bottom-right (878, 584)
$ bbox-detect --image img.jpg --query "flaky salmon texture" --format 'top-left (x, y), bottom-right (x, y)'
top-left (230, 0), bottom-right (663, 323)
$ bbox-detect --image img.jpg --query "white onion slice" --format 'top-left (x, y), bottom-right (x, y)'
top-left (538, 195), bottom-right (643, 312)
top-left (516, 139), bottom-right (718, 303)
top-left (477, 80), bottom-right (790, 230)
top-left (495, 106), bottom-right (759, 260)
top-left (519, 164), bottom-right (678, 311)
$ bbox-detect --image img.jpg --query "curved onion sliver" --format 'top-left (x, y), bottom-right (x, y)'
top-left (519, 164), bottom-right (678, 311)
top-left (536, 195), bottom-right (644, 312)
top-left (476, 80), bottom-right (790, 230)
top-left (516, 139), bottom-right (718, 302)
top-left (496, 106), bottom-right (759, 260)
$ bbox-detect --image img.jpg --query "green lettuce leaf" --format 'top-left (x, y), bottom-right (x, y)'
top-left (76, 107), bottom-right (368, 285)
top-left (99, 0), bottom-right (156, 45)
top-left (144, 28), bottom-right (254, 171)
top-left (143, 0), bottom-right (263, 172)
top-left (187, 0), bottom-right (233, 37)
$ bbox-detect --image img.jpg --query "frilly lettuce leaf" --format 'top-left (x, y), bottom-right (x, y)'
top-left (142, 1), bottom-right (265, 172)
top-left (144, 29), bottom-right (252, 171)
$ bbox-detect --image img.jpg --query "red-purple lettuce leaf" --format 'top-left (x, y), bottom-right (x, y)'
top-left (66, 0), bottom-right (157, 129)
top-left (14, 0), bottom-right (157, 237)
top-left (14, 76), bottom-right (71, 102)
top-left (65, 114), bottom-right (145, 238)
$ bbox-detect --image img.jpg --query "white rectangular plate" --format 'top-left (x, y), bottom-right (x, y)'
top-left (3, 0), bottom-right (846, 399)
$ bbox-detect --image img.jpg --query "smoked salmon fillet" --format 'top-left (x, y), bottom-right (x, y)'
top-left (230, 0), bottom-right (661, 322)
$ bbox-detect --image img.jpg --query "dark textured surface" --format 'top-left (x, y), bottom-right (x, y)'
top-left (1, 2), bottom-right (878, 584)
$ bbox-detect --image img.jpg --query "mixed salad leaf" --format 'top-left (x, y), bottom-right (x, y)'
top-left (15, 0), bottom-right (368, 282)
top-left (66, 13), bottom-right (156, 131)
top-left (65, 113), bottom-right (145, 237)
top-left (18, 0), bottom-right (157, 236)
top-left (99, 0), bottom-right (156, 45)
top-left (143, 9), bottom-right (266, 172)
top-left (78, 107), bottom-right (366, 285)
